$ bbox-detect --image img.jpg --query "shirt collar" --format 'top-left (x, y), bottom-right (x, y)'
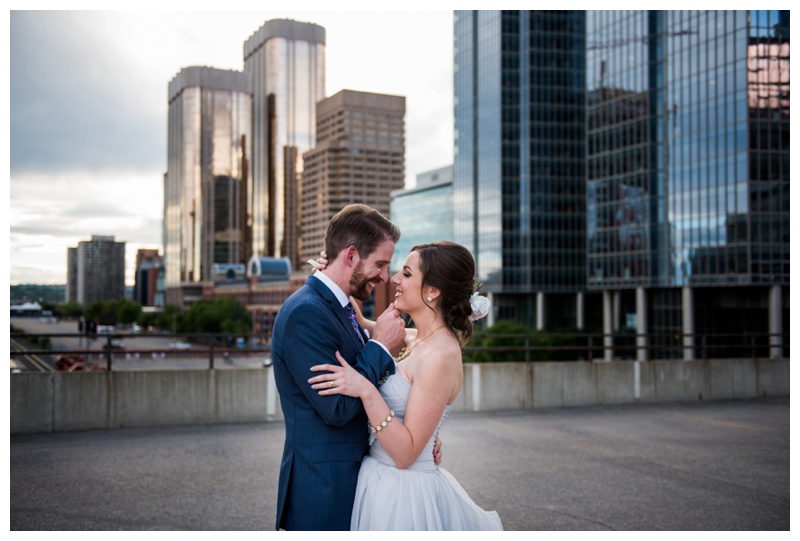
top-left (314, 271), bottom-right (350, 308)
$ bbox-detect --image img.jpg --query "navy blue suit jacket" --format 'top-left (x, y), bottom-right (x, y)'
top-left (272, 275), bottom-right (395, 531)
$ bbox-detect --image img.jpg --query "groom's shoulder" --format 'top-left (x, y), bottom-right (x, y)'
top-left (280, 278), bottom-right (325, 311)
top-left (289, 276), bottom-right (322, 299)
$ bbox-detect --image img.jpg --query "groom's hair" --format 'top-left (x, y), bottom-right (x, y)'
top-left (325, 204), bottom-right (400, 262)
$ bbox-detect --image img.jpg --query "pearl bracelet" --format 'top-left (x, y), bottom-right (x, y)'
top-left (369, 410), bottom-right (395, 434)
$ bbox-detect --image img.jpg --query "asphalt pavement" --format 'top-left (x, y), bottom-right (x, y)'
top-left (9, 396), bottom-right (790, 531)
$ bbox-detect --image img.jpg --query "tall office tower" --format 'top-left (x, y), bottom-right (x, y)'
top-left (454, 11), bottom-right (588, 329)
top-left (164, 66), bottom-right (252, 305)
top-left (586, 10), bottom-right (789, 359)
top-left (66, 235), bottom-right (126, 305)
top-left (134, 249), bottom-right (162, 307)
top-left (243, 19), bottom-right (326, 268)
top-left (300, 89), bottom-right (406, 265)
top-left (390, 165), bottom-right (454, 273)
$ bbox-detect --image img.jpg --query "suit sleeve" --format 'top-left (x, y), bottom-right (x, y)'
top-left (280, 302), bottom-right (394, 427)
top-left (352, 341), bottom-right (395, 387)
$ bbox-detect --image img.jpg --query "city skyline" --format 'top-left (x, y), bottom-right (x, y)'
top-left (8, 8), bottom-right (455, 286)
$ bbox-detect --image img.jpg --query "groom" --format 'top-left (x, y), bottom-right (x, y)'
top-left (272, 204), bottom-right (407, 531)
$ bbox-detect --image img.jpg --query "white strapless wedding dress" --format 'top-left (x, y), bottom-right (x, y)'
top-left (350, 373), bottom-right (503, 530)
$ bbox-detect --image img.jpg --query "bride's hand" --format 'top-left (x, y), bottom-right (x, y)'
top-left (306, 251), bottom-right (329, 273)
top-left (309, 351), bottom-right (370, 398)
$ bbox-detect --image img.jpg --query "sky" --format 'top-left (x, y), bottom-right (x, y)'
top-left (7, 5), bottom-right (458, 287)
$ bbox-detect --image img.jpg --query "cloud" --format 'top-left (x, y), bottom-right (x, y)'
top-left (8, 9), bottom-right (456, 286)
top-left (10, 12), bottom-right (167, 175)
top-left (10, 169), bottom-right (164, 285)
top-left (321, 10), bottom-right (455, 183)
top-left (10, 169), bottom-right (163, 231)
top-left (9, 265), bottom-right (69, 287)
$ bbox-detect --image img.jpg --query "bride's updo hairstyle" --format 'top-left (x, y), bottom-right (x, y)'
top-left (411, 241), bottom-right (477, 347)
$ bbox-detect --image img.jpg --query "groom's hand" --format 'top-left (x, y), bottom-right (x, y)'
top-left (370, 303), bottom-right (405, 352)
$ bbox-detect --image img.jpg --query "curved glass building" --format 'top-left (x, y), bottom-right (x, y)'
top-left (244, 19), bottom-right (326, 268)
top-left (164, 67), bottom-right (252, 304)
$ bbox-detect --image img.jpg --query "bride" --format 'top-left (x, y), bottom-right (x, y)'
top-left (308, 241), bottom-right (502, 530)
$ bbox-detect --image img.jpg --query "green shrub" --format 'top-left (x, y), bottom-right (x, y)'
top-left (464, 322), bottom-right (604, 362)
top-left (465, 320), bottom-right (536, 363)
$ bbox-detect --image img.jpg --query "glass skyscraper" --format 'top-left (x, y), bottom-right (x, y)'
top-left (454, 11), bottom-right (588, 329)
top-left (164, 67), bottom-right (252, 304)
top-left (390, 165), bottom-right (454, 273)
top-left (586, 10), bottom-right (789, 358)
top-left (454, 9), bottom-right (788, 358)
top-left (243, 19), bottom-right (326, 269)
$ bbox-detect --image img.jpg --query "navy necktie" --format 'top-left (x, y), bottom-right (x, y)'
top-left (345, 303), bottom-right (365, 345)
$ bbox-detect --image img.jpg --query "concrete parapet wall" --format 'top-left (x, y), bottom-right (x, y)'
top-left (11, 370), bottom-right (280, 434)
top-left (214, 368), bottom-right (273, 424)
top-left (11, 372), bottom-right (54, 434)
top-left (756, 357), bottom-right (790, 396)
top-left (55, 372), bottom-right (109, 431)
top-left (460, 358), bottom-right (788, 412)
top-left (10, 358), bottom-right (790, 434)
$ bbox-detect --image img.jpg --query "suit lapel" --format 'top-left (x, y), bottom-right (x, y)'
top-left (307, 276), bottom-right (365, 349)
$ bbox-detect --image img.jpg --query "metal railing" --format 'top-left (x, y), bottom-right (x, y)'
top-left (9, 332), bottom-right (271, 372)
top-left (10, 330), bottom-right (789, 372)
top-left (462, 331), bottom-right (789, 363)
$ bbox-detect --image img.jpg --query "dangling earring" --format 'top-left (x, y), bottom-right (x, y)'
top-left (427, 296), bottom-right (433, 302)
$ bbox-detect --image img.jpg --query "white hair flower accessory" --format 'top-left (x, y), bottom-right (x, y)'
top-left (469, 292), bottom-right (491, 322)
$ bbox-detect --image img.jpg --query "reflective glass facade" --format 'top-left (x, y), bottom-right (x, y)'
top-left (454, 9), bottom-right (788, 348)
top-left (390, 167), bottom-right (454, 272)
top-left (454, 11), bottom-right (587, 325)
top-left (164, 67), bottom-right (252, 300)
top-left (587, 10), bottom-right (790, 288)
top-left (585, 10), bottom-right (789, 356)
top-left (244, 19), bottom-right (326, 268)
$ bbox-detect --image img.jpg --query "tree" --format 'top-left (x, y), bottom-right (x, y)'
top-left (154, 304), bottom-right (183, 333)
top-left (465, 320), bottom-right (536, 363)
top-left (10, 284), bottom-right (65, 304)
top-left (84, 301), bottom-right (105, 321)
top-left (465, 321), bottom-right (603, 363)
top-left (57, 301), bottom-right (84, 319)
top-left (114, 299), bottom-right (142, 324)
top-left (183, 297), bottom-right (251, 335)
top-left (83, 299), bottom-right (142, 325)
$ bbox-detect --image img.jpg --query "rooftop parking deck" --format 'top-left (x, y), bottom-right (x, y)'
top-left (10, 397), bottom-right (790, 531)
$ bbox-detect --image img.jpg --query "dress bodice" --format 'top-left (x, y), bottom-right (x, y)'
top-left (367, 372), bottom-right (450, 472)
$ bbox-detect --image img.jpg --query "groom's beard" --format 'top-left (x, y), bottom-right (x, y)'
top-left (349, 262), bottom-right (380, 302)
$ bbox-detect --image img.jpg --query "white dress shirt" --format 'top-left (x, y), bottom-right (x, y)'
top-left (313, 271), bottom-right (391, 356)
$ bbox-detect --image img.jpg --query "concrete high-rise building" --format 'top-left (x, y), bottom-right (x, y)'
top-left (66, 247), bottom-right (78, 303)
top-left (454, 11), bottom-right (589, 330)
top-left (164, 66), bottom-right (253, 305)
top-left (134, 249), bottom-right (163, 307)
top-left (390, 165), bottom-right (453, 272)
top-left (585, 10), bottom-right (789, 359)
top-left (66, 235), bottom-right (125, 305)
top-left (243, 19), bottom-right (326, 268)
top-left (300, 89), bottom-right (406, 265)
